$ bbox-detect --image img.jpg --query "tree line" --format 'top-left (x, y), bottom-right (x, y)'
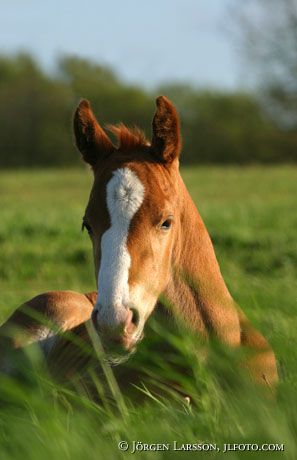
top-left (0, 53), bottom-right (296, 167)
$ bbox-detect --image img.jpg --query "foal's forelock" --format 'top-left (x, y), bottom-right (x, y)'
top-left (95, 168), bottom-right (145, 327)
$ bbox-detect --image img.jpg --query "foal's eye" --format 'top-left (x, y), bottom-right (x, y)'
top-left (160, 217), bottom-right (173, 230)
top-left (82, 219), bottom-right (92, 235)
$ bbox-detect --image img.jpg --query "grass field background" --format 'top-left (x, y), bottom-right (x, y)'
top-left (0, 166), bottom-right (296, 459)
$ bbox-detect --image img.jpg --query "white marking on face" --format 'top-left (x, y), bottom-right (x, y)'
top-left (96, 168), bottom-right (145, 327)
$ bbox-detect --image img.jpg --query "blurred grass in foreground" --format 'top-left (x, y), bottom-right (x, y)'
top-left (0, 166), bottom-right (296, 459)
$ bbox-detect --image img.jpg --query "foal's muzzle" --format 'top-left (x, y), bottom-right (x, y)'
top-left (91, 305), bottom-right (141, 354)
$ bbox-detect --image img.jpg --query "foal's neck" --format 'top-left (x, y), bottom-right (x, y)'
top-left (164, 175), bottom-right (240, 345)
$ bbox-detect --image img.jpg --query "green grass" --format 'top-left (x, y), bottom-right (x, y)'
top-left (0, 166), bottom-right (296, 459)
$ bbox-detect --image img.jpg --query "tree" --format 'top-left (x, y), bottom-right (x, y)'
top-left (232, 0), bottom-right (297, 129)
top-left (0, 53), bottom-right (296, 167)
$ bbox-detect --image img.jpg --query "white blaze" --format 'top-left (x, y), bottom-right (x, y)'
top-left (96, 168), bottom-right (145, 326)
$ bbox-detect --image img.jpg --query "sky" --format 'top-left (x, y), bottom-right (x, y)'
top-left (0, 0), bottom-right (242, 89)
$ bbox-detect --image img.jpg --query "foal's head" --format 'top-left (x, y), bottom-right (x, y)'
top-left (74, 96), bottom-right (183, 361)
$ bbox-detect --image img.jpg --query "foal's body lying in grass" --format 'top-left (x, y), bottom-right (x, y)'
top-left (0, 96), bottom-right (278, 389)
top-left (0, 290), bottom-right (277, 388)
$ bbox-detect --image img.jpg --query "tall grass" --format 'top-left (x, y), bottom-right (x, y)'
top-left (0, 166), bottom-right (296, 459)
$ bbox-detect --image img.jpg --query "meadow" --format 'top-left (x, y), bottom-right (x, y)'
top-left (0, 166), bottom-right (296, 459)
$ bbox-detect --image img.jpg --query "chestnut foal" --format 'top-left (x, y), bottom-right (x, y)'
top-left (0, 96), bottom-right (278, 387)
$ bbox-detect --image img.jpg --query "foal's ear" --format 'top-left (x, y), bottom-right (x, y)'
top-left (73, 99), bottom-right (114, 168)
top-left (151, 96), bottom-right (181, 163)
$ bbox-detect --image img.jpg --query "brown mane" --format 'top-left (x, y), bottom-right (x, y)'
top-left (106, 123), bottom-right (149, 151)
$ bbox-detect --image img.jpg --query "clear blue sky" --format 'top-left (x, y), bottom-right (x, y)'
top-left (0, 0), bottom-right (241, 89)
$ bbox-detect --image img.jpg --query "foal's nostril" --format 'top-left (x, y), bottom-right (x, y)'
top-left (92, 304), bottom-right (140, 345)
top-left (129, 307), bottom-right (140, 327)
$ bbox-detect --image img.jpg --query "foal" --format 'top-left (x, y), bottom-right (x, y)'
top-left (0, 96), bottom-right (278, 387)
